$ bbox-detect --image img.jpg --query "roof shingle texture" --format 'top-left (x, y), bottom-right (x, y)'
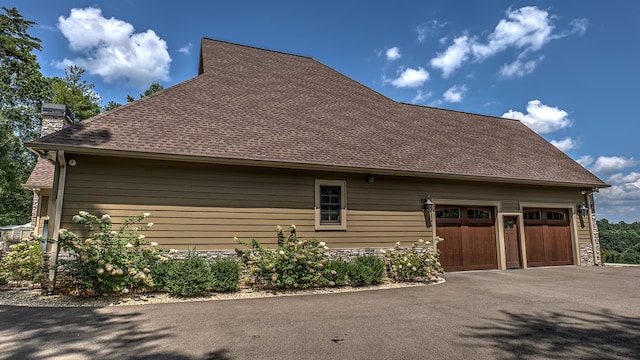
top-left (24, 158), bottom-right (54, 189)
top-left (31, 38), bottom-right (605, 187)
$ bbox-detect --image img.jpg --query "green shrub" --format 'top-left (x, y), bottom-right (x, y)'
top-left (382, 239), bottom-right (443, 282)
top-left (210, 258), bottom-right (240, 292)
top-left (0, 275), bottom-right (7, 286)
top-left (348, 255), bottom-right (385, 287)
top-left (58, 211), bottom-right (161, 295)
top-left (322, 258), bottom-right (350, 286)
top-left (162, 253), bottom-right (213, 297)
top-left (237, 225), bottom-right (329, 289)
top-left (0, 238), bottom-right (45, 283)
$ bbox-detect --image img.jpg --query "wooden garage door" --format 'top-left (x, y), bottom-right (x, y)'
top-left (523, 208), bottom-right (573, 267)
top-left (436, 206), bottom-right (497, 272)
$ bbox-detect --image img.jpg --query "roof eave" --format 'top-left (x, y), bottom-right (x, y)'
top-left (25, 143), bottom-right (610, 189)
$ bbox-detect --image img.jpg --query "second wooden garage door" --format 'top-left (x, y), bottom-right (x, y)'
top-left (523, 208), bottom-right (573, 267)
top-left (436, 206), bottom-right (498, 272)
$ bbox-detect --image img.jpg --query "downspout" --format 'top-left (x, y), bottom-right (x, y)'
top-left (47, 150), bottom-right (67, 295)
top-left (584, 189), bottom-right (599, 266)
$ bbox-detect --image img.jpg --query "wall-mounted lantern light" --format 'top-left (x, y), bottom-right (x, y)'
top-left (423, 196), bottom-right (434, 228)
top-left (366, 174), bottom-right (375, 183)
top-left (577, 203), bottom-right (588, 228)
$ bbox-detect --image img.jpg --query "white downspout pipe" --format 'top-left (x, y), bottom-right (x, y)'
top-left (47, 150), bottom-right (66, 295)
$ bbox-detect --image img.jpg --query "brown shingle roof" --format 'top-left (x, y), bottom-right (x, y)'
top-left (24, 158), bottom-right (54, 189)
top-left (28, 38), bottom-right (606, 187)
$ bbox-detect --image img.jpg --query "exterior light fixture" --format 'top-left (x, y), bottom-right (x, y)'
top-left (577, 203), bottom-right (588, 228)
top-left (423, 196), bottom-right (435, 228)
top-left (366, 175), bottom-right (375, 183)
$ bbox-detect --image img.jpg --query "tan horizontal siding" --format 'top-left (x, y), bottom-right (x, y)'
top-left (60, 154), bottom-right (585, 251)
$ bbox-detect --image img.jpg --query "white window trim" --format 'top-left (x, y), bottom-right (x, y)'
top-left (314, 179), bottom-right (347, 230)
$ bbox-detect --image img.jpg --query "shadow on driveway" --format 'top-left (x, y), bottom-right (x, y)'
top-left (459, 308), bottom-right (640, 359)
top-left (0, 305), bottom-right (230, 359)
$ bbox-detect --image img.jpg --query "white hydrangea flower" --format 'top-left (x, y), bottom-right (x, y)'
top-left (110, 231), bottom-right (118, 236)
top-left (58, 229), bottom-right (67, 239)
top-left (150, 242), bottom-right (158, 247)
top-left (380, 249), bottom-right (387, 254)
top-left (125, 243), bottom-right (133, 248)
top-left (78, 211), bottom-right (89, 216)
top-left (279, 250), bottom-right (285, 255)
top-left (138, 235), bottom-right (145, 240)
top-left (143, 212), bottom-right (151, 217)
top-left (319, 242), bottom-right (326, 247)
top-left (72, 215), bottom-right (82, 223)
top-left (290, 225), bottom-right (296, 230)
top-left (147, 222), bottom-right (154, 227)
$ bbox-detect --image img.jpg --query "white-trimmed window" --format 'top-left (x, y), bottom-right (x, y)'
top-left (315, 179), bottom-right (347, 230)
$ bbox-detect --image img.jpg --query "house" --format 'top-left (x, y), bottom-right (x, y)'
top-left (26, 38), bottom-right (607, 278)
top-left (0, 223), bottom-right (34, 251)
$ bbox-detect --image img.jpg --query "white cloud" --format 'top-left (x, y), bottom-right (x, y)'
top-left (416, 20), bottom-right (447, 43)
top-left (499, 56), bottom-right (543, 79)
top-left (570, 18), bottom-right (588, 36)
top-left (607, 172), bottom-right (640, 186)
top-left (56, 7), bottom-right (171, 87)
top-left (576, 155), bottom-right (594, 167)
top-left (430, 6), bottom-right (587, 78)
top-left (501, 100), bottom-right (572, 134)
top-left (430, 35), bottom-right (471, 78)
top-left (596, 171), bottom-right (640, 222)
top-left (550, 137), bottom-right (576, 152)
top-left (443, 84), bottom-right (468, 103)
top-left (390, 67), bottom-right (430, 88)
top-left (471, 6), bottom-right (554, 60)
top-left (178, 42), bottom-right (193, 55)
top-left (411, 90), bottom-right (432, 104)
top-left (385, 47), bottom-right (401, 61)
top-left (592, 156), bottom-right (638, 174)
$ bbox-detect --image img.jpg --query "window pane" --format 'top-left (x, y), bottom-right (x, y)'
top-left (467, 209), bottom-right (491, 219)
top-left (546, 211), bottom-right (566, 221)
top-left (320, 185), bottom-right (341, 223)
top-left (435, 208), bottom-right (460, 219)
top-left (524, 211), bottom-right (541, 220)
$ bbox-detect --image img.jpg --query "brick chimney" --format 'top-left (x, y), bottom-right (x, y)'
top-left (41, 103), bottom-right (74, 137)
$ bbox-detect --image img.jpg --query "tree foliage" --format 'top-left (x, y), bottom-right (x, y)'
top-left (50, 65), bottom-right (101, 121)
top-left (107, 82), bottom-right (164, 110)
top-left (597, 219), bottom-right (640, 264)
top-left (0, 7), bottom-right (49, 226)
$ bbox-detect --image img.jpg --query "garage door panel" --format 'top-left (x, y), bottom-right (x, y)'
top-left (524, 225), bottom-right (546, 267)
top-left (437, 224), bottom-right (464, 271)
top-left (523, 208), bottom-right (573, 267)
top-left (463, 225), bottom-right (498, 269)
top-left (546, 225), bottom-right (573, 265)
top-left (436, 206), bottom-right (497, 272)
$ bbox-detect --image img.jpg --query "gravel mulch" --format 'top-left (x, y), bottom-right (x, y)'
top-left (0, 278), bottom-right (445, 308)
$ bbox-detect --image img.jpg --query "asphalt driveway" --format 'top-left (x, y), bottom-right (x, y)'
top-left (1, 266), bottom-right (638, 359)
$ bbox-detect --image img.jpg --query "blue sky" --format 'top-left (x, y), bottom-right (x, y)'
top-left (7, 1), bottom-right (640, 222)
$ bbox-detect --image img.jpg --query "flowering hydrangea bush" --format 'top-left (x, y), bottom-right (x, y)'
top-left (237, 225), bottom-right (329, 289)
top-left (58, 211), bottom-right (162, 295)
top-left (382, 238), bottom-right (443, 282)
top-left (0, 238), bottom-right (44, 284)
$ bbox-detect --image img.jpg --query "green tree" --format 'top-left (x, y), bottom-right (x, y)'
top-left (140, 82), bottom-right (163, 98)
top-left (0, 7), bottom-right (49, 226)
top-left (597, 218), bottom-right (640, 264)
top-left (109, 82), bottom-right (164, 109)
top-left (102, 100), bottom-right (121, 112)
top-left (50, 65), bottom-right (101, 121)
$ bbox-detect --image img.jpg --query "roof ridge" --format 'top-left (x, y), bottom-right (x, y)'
top-left (399, 101), bottom-right (520, 123)
top-left (201, 37), bottom-right (313, 60)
